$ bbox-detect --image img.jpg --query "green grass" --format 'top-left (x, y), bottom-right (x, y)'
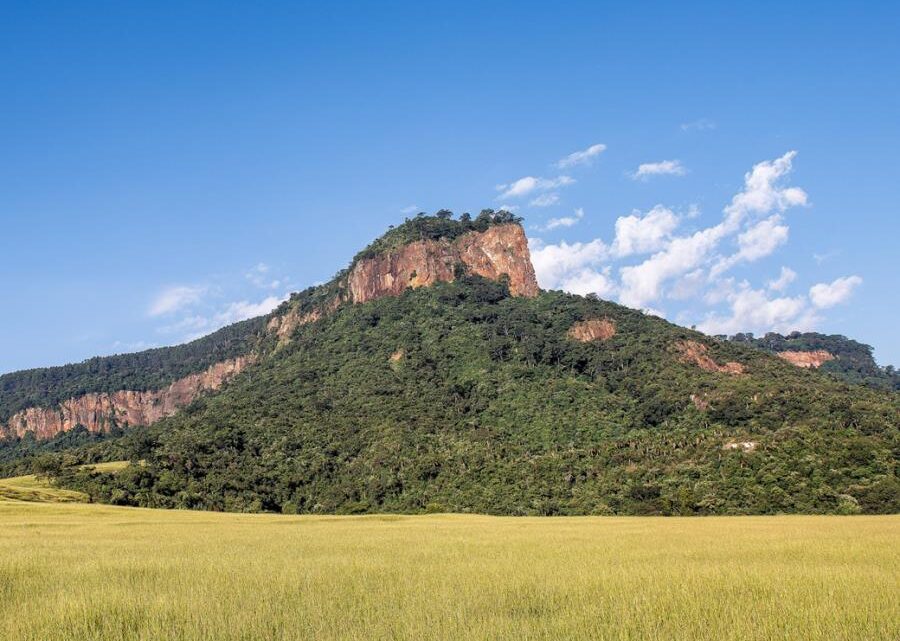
top-left (0, 502), bottom-right (896, 640)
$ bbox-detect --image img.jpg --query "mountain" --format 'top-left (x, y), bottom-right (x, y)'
top-left (1, 212), bottom-right (898, 515)
top-left (723, 332), bottom-right (899, 391)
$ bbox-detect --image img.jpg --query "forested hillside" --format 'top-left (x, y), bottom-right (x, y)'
top-left (47, 275), bottom-right (899, 515)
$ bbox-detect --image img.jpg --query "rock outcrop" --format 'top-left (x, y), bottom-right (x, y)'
top-left (269, 224), bottom-right (540, 343)
top-left (777, 350), bottom-right (835, 369)
top-left (674, 340), bottom-right (745, 375)
top-left (347, 223), bottom-right (539, 303)
top-left (567, 319), bottom-right (616, 342)
top-left (2, 356), bottom-right (254, 440)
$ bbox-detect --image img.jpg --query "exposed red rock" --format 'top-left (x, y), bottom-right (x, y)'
top-left (777, 349), bottom-right (835, 369)
top-left (674, 340), bottom-right (745, 375)
top-left (347, 223), bottom-right (539, 303)
top-left (567, 319), bottom-right (616, 342)
top-left (2, 356), bottom-right (255, 440)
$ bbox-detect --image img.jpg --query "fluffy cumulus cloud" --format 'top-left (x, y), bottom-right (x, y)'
top-left (723, 151), bottom-right (807, 229)
top-left (526, 150), bottom-right (861, 336)
top-left (148, 285), bottom-right (207, 316)
top-left (631, 160), bottom-right (687, 180)
top-left (557, 143), bottom-right (607, 168)
top-left (809, 276), bottom-right (862, 308)
top-left (529, 237), bottom-right (609, 291)
top-left (611, 206), bottom-right (679, 257)
top-left (697, 284), bottom-right (818, 336)
top-left (618, 225), bottom-right (724, 308)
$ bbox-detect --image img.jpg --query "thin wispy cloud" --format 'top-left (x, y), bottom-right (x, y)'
top-left (557, 143), bottom-right (606, 168)
top-left (148, 285), bottom-right (206, 316)
top-left (540, 208), bottom-right (585, 231)
top-left (631, 160), bottom-right (687, 180)
top-left (681, 118), bottom-right (716, 132)
top-left (530, 193), bottom-right (560, 208)
top-left (496, 175), bottom-right (575, 200)
top-left (400, 204), bottom-right (419, 214)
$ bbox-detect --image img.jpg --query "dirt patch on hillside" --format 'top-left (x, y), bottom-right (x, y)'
top-left (567, 319), bottom-right (616, 342)
top-left (675, 340), bottom-right (745, 375)
top-left (777, 350), bottom-right (835, 369)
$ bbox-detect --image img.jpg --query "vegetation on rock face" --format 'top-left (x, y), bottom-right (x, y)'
top-left (726, 331), bottom-right (899, 391)
top-left (36, 276), bottom-right (899, 516)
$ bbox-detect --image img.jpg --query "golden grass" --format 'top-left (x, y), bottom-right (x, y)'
top-left (0, 501), bottom-right (896, 641)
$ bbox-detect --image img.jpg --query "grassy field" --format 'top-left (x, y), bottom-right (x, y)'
top-left (0, 498), bottom-right (896, 641)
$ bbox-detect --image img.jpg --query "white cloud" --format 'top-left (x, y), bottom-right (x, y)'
top-left (681, 118), bottom-right (716, 132)
top-left (541, 208), bottom-right (584, 231)
top-left (631, 160), bottom-right (687, 180)
top-left (245, 263), bottom-right (284, 290)
top-left (214, 296), bottom-right (286, 325)
top-left (697, 284), bottom-right (819, 336)
top-left (497, 204), bottom-right (520, 212)
top-left (148, 285), bottom-right (206, 316)
top-left (711, 215), bottom-right (790, 277)
top-left (618, 225), bottom-right (724, 308)
top-left (556, 267), bottom-right (617, 298)
top-left (529, 237), bottom-right (609, 291)
top-left (557, 143), bottom-right (607, 169)
top-left (723, 151), bottom-right (807, 229)
top-left (809, 276), bottom-right (862, 309)
top-left (611, 205), bottom-right (679, 257)
top-left (496, 175), bottom-right (575, 200)
top-left (530, 192), bottom-right (560, 208)
top-left (400, 204), bottom-right (419, 214)
top-left (767, 267), bottom-right (797, 292)
top-left (525, 150), bottom-right (860, 338)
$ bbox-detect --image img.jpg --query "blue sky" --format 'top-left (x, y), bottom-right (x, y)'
top-left (1, 1), bottom-right (898, 373)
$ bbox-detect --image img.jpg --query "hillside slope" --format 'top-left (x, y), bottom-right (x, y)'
top-left (2, 214), bottom-right (898, 515)
top-left (61, 276), bottom-right (899, 515)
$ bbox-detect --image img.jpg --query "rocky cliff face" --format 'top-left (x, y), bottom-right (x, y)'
top-left (346, 223), bottom-right (539, 303)
top-left (2, 356), bottom-right (254, 440)
top-left (777, 350), bottom-right (835, 369)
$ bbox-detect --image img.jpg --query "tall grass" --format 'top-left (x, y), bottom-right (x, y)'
top-left (0, 501), bottom-right (897, 640)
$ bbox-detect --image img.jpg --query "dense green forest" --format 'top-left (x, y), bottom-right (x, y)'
top-left (727, 331), bottom-right (899, 391)
top-left (0, 317), bottom-right (265, 423)
top-left (37, 275), bottom-right (899, 516)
